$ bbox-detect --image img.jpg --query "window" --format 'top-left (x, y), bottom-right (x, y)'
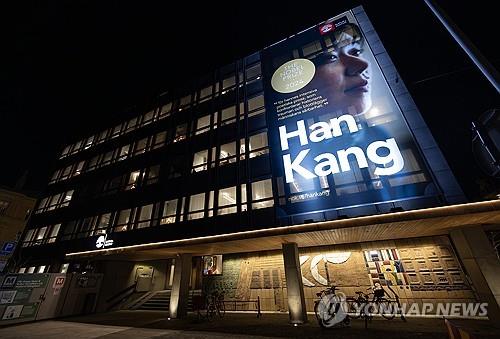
top-left (246, 63), bottom-right (261, 81)
top-left (60, 145), bottom-right (71, 158)
top-left (142, 110), bottom-right (156, 126)
top-left (47, 224), bottom-right (61, 243)
top-left (18, 267), bottom-right (26, 273)
top-left (199, 84), bottom-right (212, 102)
top-left (71, 140), bottom-right (83, 154)
top-left (60, 263), bottom-right (69, 273)
top-left (221, 106), bottom-right (236, 126)
top-left (37, 265), bottom-right (47, 273)
top-left (247, 94), bottom-right (265, 117)
top-left (105, 175), bottom-right (124, 194)
top-left (117, 144), bottom-right (131, 161)
top-left (137, 204), bottom-right (154, 228)
top-left (125, 117), bottom-right (139, 133)
top-left (33, 226), bottom-right (48, 245)
top-left (218, 186), bottom-right (237, 215)
top-left (84, 136), bottom-right (95, 149)
top-left (159, 102), bottom-right (172, 119)
top-left (152, 131), bottom-right (166, 149)
top-left (192, 149), bottom-right (209, 172)
top-left (134, 137), bottom-right (149, 155)
top-left (61, 220), bottom-right (77, 241)
top-left (27, 267), bottom-right (36, 274)
top-left (22, 229), bottom-right (35, 247)
top-left (101, 150), bottom-right (115, 166)
top-left (87, 155), bottom-right (100, 171)
top-left (110, 123), bottom-right (123, 139)
top-left (251, 179), bottom-right (274, 209)
top-left (60, 165), bottom-right (72, 180)
top-left (0, 200), bottom-right (10, 215)
top-left (74, 161), bottom-right (85, 176)
top-left (77, 217), bottom-right (95, 238)
top-left (222, 73), bottom-right (236, 90)
top-left (188, 193), bottom-right (205, 220)
top-left (49, 169), bottom-right (61, 183)
top-left (173, 123), bottom-right (188, 143)
top-left (97, 129), bottom-right (109, 144)
top-left (61, 190), bottom-right (74, 207)
top-left (126, 170), bottom-right (142, 190)
top-left (218, 141), bottom-right (237, 166)
top-left (161, 199), bottom-right (178, 224)
top-left (247, 132), bottom-right (269, 158)
top-left (94, 213), bottom-right (111, 235)
top-left (194, 115), bottom-right (211, 135)
top-left (145, 165), bottom-right (160, 185)
top-left (115, 209), bottom-right (133, 232)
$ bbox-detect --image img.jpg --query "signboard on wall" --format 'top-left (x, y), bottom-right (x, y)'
top-left (202, 255), bottom-right (223, 275)
top-left (261, 10), bottom-right (437, 217)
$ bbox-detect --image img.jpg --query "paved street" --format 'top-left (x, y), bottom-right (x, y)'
top-left (1, 311), bottom-right (499, 338)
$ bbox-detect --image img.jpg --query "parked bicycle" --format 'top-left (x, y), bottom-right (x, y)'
top-left (314, 285), bottom-right (350, 328)
top-left (346, 282), bottom-right (405, 321)
top-left (206, 290), bottom-right (225, 320)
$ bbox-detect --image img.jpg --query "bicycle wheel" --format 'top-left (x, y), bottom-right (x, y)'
top-left (346, 297), bottom-right (363, 319)
top-left (217, 300), bottom-right (225, 318)
top-left (378, 298), bottom-right (396, 320)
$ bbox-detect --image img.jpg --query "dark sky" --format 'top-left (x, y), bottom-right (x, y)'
top-left (2, 0), bottom-right (499, 199)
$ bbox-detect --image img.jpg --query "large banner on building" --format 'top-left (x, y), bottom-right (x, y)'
top-left (262, 10), bottom-right (437, 217)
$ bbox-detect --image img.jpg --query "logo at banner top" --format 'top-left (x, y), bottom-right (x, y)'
top-left (319, 23), bottom-right (334, 35)
top-left (271, 59), bottom-right (315, 94)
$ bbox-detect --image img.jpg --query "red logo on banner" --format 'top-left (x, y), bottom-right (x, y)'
top-left (319, 23), bottom-right (334, 35)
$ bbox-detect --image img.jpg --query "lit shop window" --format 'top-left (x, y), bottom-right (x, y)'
top-left (218, 186), bottom-right (237, 215)
top-left (192, 149), bottom-right (209, 172)
top-left (18, 267), bottom-right (26, 273)
top-left (161, 199), bottom-right (178, 225)
top-left (251, 179), bottom-right (274, 209)
top-left (188, 193), bottom-right (205, 220)
top-left (37, 266), bottom-right (47, 273)
top-left (221, 105), bottom-right (236, 126)
top-left (173, 123), bottom-right (188, 143)
top-left (136, 204), bottom-right (154, 229)
top-left (26, 267), bottom-right (36, 274)
top-left (114, 209), bottom-right (133, 232)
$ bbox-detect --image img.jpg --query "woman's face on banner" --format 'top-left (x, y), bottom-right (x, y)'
top-left (315, 38), bottom-right (372, 115)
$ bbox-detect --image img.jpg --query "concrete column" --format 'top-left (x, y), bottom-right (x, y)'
top-left (282, 242), bottom-right (307, 324)
top-left (169, 253), bottom-right (192, 318)
top-left (450, 227), bottom-right (500, 321)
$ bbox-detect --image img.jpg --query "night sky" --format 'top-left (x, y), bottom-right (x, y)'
top-left (2, 0), bottom-right (499, 199)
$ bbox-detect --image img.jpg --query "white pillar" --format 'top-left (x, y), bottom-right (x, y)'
top-left (169, 253), bottom-right (192, 318)
top-left (282, 242), bottom-right (308, 324)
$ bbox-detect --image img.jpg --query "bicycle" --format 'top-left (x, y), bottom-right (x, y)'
top-left (346, 283), bottom-right (404, 321)
top-left (205, 290), bottom-right (225, 320)
top-left (313, 285), bottom-right (350, 328)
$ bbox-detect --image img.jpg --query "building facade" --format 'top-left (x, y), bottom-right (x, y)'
top-left (0, 187), bottom-right (37, 273)
top-left (13, 6), bottom-right (500, 322)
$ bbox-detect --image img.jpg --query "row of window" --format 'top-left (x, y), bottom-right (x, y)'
top-left (34, 190), bottom-right (74, 214)
top-left (59, 62), bottom-right (262, 159)
top-left (51, 93), bottom-right (265, 185)
top-left (24, 178), bottom-right (273, 246)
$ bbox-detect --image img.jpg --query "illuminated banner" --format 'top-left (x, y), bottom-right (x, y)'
top-left (262, 10), bottom-right (437, 217)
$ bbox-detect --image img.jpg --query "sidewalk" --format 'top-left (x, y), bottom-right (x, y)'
top-left (1, 310), bottom-right (499, 338)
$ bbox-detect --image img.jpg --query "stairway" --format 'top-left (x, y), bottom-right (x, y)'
top-left (135, 290), bottom-right (201, 311)
top-left (138, 290), bottom-right (171, 311)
